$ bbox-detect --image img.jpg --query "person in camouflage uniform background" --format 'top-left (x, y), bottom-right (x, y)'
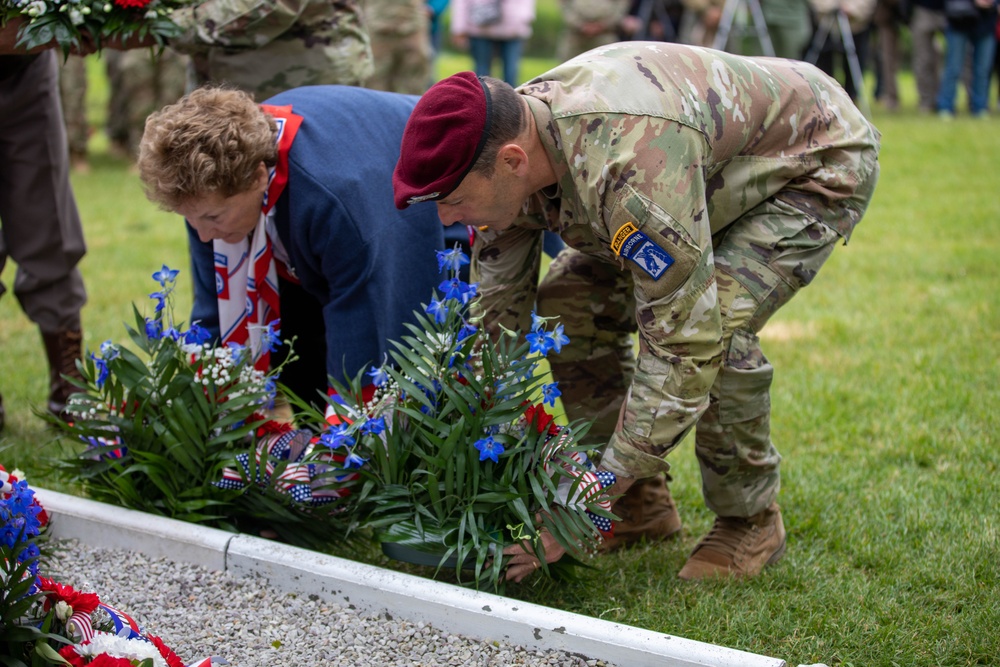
top-left (393, 41), bottom-right (881, 582)
top-left (363, 0), bottom-right (433, 94)
top-left (58, 55), bottom-right (89, 171)
top-left (168, 0), bottom-right (374, 98)
top-left (557, 0), bottom-right (632, 60)
top-left (104, 49), bottom-right (189, 160)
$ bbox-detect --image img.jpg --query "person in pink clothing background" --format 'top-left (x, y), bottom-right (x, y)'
top-left (450, 0), bottom-right (536, 85)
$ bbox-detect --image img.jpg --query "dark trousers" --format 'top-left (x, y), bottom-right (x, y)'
top-left (0, 51), bottom-right (86, 333)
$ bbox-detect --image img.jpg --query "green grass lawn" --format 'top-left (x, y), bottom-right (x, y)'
top-left (1, 56), bottom-right (999, 667)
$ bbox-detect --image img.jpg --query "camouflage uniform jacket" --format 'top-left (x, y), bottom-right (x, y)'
top-left (170, 0), bottom-right (373, 98)
top-left (559, 0), bottom-right (631, 29)
top-left (475, 41), bottom-right (880, 478)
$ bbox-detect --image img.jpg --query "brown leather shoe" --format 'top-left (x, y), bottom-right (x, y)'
top-left (677, 503), bottom-right (786, 580)
top-left (599, 474), bottom-right (683, 552)
top-left (41, 328), bottom-right (85, 421)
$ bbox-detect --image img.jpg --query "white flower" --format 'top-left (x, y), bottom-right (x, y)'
top-left (55, 600), bottom-right (73, 621)
top-left (72, 632), bottom-right (168, 667)
top-left (25, 1), bottom-right (47, 17)
top-left (69, 8), bottom-right (83, 24)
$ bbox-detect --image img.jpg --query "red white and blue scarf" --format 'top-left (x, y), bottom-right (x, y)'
top-left (214, 105), bottom-right (303, 372)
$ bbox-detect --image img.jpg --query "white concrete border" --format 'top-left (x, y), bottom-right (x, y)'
top-left (37, 488), bottom-right (786, 667)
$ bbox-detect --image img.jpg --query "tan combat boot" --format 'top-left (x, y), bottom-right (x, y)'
top-left (677, 503), bottom-right (786, 580)
top-left (599, 474), bottom-right (683, 552)
top-left (41, 328), bottom-right (85, 421)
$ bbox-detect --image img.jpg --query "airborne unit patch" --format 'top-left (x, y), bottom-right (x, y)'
top-left (610, 222), bottom-right (675, 280)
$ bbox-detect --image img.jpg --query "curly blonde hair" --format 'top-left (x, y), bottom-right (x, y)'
top-left (138, 86), bottom-right (278, 210)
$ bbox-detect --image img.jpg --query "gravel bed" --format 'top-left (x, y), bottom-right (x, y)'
top-left (50, 539), bottom-right (617, 667)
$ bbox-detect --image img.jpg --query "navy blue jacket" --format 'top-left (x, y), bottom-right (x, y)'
top-left (188, 86), bottom-right (445, 386)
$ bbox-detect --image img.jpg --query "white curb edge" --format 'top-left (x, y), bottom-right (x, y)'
top-left (36, 488), bottom-right (786, 667)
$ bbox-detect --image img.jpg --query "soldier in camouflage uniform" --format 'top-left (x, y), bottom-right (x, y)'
top-left (392, 42), bottom-right (880, 582)
top-left (557, 0), bottom-right (632, 61)
top-left (363, 0), bottom-right (433, 94)
top-left (58, 55), bottom-right (89, 171)
top-left (105, 48), bottom-right (189, 160)
top-left (167, 0), bottom-right (374, 99)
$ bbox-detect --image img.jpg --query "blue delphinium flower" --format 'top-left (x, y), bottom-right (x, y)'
top-left (425, 298), bottom-right (449, 324)
top-left (368, 364), bottom-right (390, 387)
top-left (474, 436), bottom-right (504, 463)
top-left (260, 320), bottom-right (282, 353)
top-left (344, 451), bottom-right (368, 469)
top-left (99, 340), bottom-right (119, 360)
top-left (145, 318), bottom-right (163, 340)
top-left (227, 341), bottom-right (247, 364)
top-left (436, 246), bottom-right (470, 274)
top-left (457, 322), bottom-right (478, 343)
top-left (149, 291), bottom-right (167, 313)
top-left (183, 323), bottom-right (212, 346)
top-left (0, 481), bottom-right (42, 550)
top-left (152, 264), bottom-right (180, 286)
top-left (263, 378), bottom-right (278, 409)
top-left (526, 330), bottom-right (553, 355)
top-left (549, 324), bottom-right (570, 354)
top-left (90, 353), bottom-right (109, 389)
top-left (541, 382), bottom-right (561, 407)
top-left (320, 423), bottom-right (355, 449)
top-left (530, 311), bottom-right (546, 332)
top-left (360, 416), bottom-right (386, 436)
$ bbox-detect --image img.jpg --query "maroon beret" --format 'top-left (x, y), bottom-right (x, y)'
top-left (393, 71), bottom-right (493, 209)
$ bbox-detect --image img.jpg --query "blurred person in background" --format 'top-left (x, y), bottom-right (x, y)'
top-left (935, 0), bottom-right (997, 117)
top-left (364, 0), bottom-right (433, 94)
top-left (557, 0), bottom-right (631, 60)
top-left (450, 0), bottom-right (536, 86)
top-left (910, 0), bottom-right (948, 112)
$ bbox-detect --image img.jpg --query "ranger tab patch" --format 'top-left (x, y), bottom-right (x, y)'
top-left (610, 222), bottom-right (674, 280)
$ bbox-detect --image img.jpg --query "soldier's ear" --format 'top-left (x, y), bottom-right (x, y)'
top-left (497, 143), bottom-right (529, 177)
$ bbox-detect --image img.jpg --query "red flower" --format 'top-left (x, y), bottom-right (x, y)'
top-left (523, 404), bottom-right (559, 436)
top-left (57, 645), bottom-right (87, 667)
top-left (256, 419), bottom-right (294, 438)
top-left (112, 0), bottom-right (153, 8)
top-left (38, 578), bottom-right (101, 615)
top-left (149, 635), bottom-right (186, 667)
top-left (87, 655), bottom-right (136, 667)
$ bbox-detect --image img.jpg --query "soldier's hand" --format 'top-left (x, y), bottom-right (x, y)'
top-left (502, 527), bottom-right (566, 583)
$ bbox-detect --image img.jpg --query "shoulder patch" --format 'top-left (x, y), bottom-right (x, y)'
top-left (610, 222), bottom-right (674, 280)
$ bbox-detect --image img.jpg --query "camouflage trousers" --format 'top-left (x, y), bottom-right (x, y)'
top-left (105, 49), bottom-right (188, 158)
top-left (58, 55), bottom-right (89, 159)
top-left (539, 156), bottom-right (880, 518)
top-left (367, 29), bottom-right (433, 95)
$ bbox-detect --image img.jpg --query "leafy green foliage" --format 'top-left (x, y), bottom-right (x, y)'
top-left (0, 0), bottom-right (185, 56)
top-left (302, 252), bottom-right (612, 592)
top-left (44, 270), bottom-right (357, 549)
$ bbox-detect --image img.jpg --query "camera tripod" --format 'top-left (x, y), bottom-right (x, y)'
top-left (803, 8), bottom-right (871, 117)
top-left (712, 0), bottom-right (775, 57)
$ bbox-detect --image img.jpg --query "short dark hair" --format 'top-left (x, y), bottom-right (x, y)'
top-left (472, 76), bottom-right (528, 178)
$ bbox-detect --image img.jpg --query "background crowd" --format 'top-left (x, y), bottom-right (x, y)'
top-left (46, 0), bottom-right (1000, 182)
